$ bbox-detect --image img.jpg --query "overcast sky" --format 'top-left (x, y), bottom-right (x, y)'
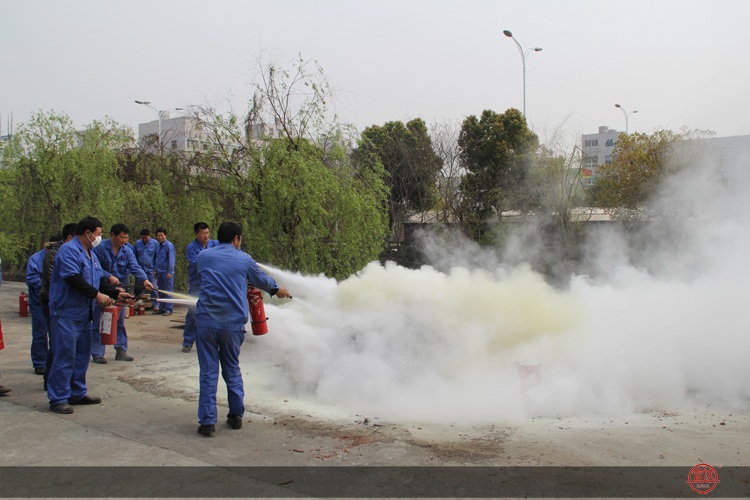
top-left (2, 0), bottom-right (749, 144)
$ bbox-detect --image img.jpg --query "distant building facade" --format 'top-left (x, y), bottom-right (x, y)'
top-left (581, 125), bottom-right (750, 188)
top-left (581, 125), bottom-right (623, 186)
top-left (137, 113), bottom-right (282, 153)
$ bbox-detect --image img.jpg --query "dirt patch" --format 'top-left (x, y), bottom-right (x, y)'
top-left (117, 373), bottom-right (199, 402)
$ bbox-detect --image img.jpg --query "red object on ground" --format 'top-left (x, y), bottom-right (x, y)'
top-left (99, 306), bottom-right (119, 345)
top-left (247, 288), bottom-right (268, 336)
top-left (0, 315), bottom-right (4, 350)
top-left (19, 292), bottom-right (28, 317)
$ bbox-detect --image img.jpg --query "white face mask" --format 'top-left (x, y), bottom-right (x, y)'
top-left (88, 232), bottom-right (102, 247)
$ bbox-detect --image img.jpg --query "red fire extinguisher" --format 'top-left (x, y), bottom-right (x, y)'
top-left (247, 288), bottom-right (268, 336)
top-left (99, 305), bottom-right (119, 345)
top-left (19, 292), bottom-right (29, 317)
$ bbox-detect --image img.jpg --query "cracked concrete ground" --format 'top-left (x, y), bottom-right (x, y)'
top-left (1, 280), bottom-right (749, 497)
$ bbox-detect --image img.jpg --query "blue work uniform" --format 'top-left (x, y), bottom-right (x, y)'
top-left (183, 238), bottom-right (219, 348)
top-left (194, 243), bottom-right (280, 426)
top-left (47, 237), bottom-right (103, 407)
top-left (155, 239), bottom-right (176, 313)
top-left (26, 248), bottom-right (48, 369)
top-left (135, 237), bottom-right (159, 303)
top-left (91, 239), bottom-right (149, 357)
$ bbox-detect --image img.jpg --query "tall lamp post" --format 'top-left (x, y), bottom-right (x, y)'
top-left (614, 104), bottom-right (638, 134)
top-left (135, 100), bottom-right (183, 151)
top-left (503, 30), bottom-right (542, 118)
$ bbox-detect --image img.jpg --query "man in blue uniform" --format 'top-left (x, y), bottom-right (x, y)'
top-left (40, 223), bottom-right (78, 389)
top-left (154, 227), bottom-right (176, 316)
top-left (26, 243), bottom-right (49, 375)
top-left (182, 222), bottom-right (219, 353)
top-left (47, 216), bottom-right (132, 414)
top-left (194, 221), bottom-right (290, 436)
top-left (134, 228), bottom-right (159, 308)
top-left (92, 224), bottom-right (154, 363)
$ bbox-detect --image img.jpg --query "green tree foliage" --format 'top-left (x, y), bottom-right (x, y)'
top-left (458, 108), bottom-right (539, 240)
top-left (0, 111), bottom-right (127, 270)
top-left (356, 119), bottom-right (443, 235)
top-left (592, 130), bottom-right (678, 211)
top-left (589, 129), bottom-right (716, 222)
top-left (190, 55), bottom-right (389, 280)
top-left (0, 110), bottom-right (220, 286)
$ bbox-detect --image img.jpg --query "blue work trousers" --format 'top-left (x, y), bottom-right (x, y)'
top-left (182, 284), bottom-right (199, 348)
top-left (195, 326), bottom-right (245, 425)
top-left (91, 305), bottom-right (127, 358)
top-left (27, 287), bottom-right (48, 368)
top-left (47, 315), bottom-right (93, 406)
top-left (156, 272), bottom-right (174, 313)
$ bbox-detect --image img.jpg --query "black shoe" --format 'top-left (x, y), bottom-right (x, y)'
top-left (151, 309), bottom-right (161, 315)
top-left (34, 367), bottom-right (45, 375)
top-left (93, 357), bottom-right (108, 364)
top-left (198, 424), bottom-right (215, 436)
top-left (115, 348), bottom-right (134, 362)
top-left (0, 386), bottom-right (11, 396)
top-left (227, 414), bottom-right (243, 429)
top-left (51, 403), bottom-right (74, 414)
top-left (162, 311), bottom-right (173, 316)
top-left (70, 395), bottom-right (102, 405)
top-left (181, 346), bottom-right (191, 353)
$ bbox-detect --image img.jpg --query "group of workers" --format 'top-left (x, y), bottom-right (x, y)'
top-left (12, 216), bottom-right (289, 435)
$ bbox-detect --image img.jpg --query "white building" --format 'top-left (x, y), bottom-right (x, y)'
top-left (138, 113), bottom-right (206, 152)
top-left (580, 125), bottom-right (623, 185)
top-left (138, 113), bottom-right (282, 153)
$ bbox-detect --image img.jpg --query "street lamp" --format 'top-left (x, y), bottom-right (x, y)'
top-left (503, 30), bottom-right (542, 118)
top-left (135, 100), bottom-right (184, 151)
top-left (614, 104), bottom-right (638, 134)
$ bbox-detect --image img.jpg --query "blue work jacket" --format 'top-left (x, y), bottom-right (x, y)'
top-left (93, 238), bottom-right (148, 283)
top-left (186, 238), bottom-right (219, 288)
top-left (26, 248), bottom-right (45, 291)
top-left (155, 239), bottom-right (176, 274)
top-left (49, 237), bottom-right (103, 321)
top-left (195, 244), bottom-right (279, 331)
top-left (135, 238), bottom-right (159, 273)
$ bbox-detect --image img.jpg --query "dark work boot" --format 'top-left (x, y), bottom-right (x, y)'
top-left (198, 424), bottom-right (215, 436)
top-left (115, 348), bottom-right (134, 362)
top-left (50, 403), bottom-right (74, 414)
top-left (227, 414), bottom-right (243, 429)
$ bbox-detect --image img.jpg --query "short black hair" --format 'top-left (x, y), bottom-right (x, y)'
top-left (217, 221), bottom-right (242, 244)
top-left (110, 223), bottom-right (129, 236)
top-left (62, 223), bottom-right (77, 240)
top-left (48, 234), bottom-right (62, 243)
top-left (76, 216), bottom-right (103, 235)
top-left (194, 222), bottom-right (209, 233)
top-left (156, 227), bottom-right (167, 236)
top-left (140, 228), bottom-right (150, 236)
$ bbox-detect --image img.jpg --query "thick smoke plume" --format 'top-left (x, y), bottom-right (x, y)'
top-left (256, 147), bottom-right (750, 423)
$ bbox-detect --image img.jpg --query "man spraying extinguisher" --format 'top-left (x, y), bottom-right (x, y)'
top-left (193, 221), bottom-right (290, 436)
top-left (47, 216), bottom-right (133, 414)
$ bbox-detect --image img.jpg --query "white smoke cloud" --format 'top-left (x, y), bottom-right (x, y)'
top-left (255, 150), bottom-right (750, 424)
